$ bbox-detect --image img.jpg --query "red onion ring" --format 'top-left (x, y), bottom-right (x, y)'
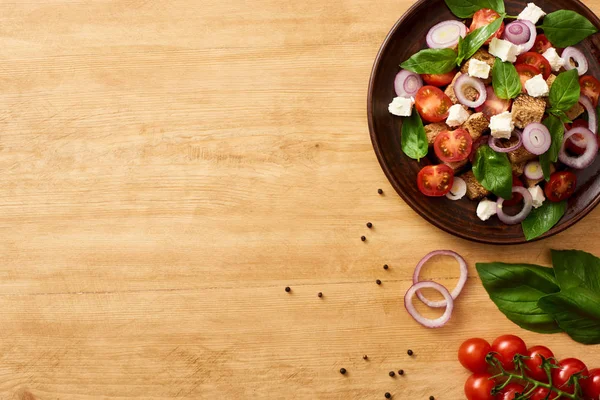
top-left (524, 161), bottom-right (544, 181)
top-left (496, 186), bottom-right (533, 225)
top-left (394, 70), bottom-right (423, 97)
top-left (559, 127), bottom-right (599, 169)
top-left (426, 20), bottom-right (468, 49)
top-left (562, 47), bottom-right (589, 76)
top-left (454, 74), bottom-right (486, 108)
top-left (579, 95), bottom-right (598, 134)
top-left (515, 20), bottom-right (536, 55)
top-left (413, 250), bottom-right (468, 308)
top-left (503, 20), bottom-right (529, 45)
top-left (488, 130), bottom-right (522, 153)
top-left (522, 123), bottom-right (552, 155)
top-left (404, 281), bottom-right (454, 328)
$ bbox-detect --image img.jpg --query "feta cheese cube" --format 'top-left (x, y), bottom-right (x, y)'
top-left (490, 111), bottom-right (515, 139)
top-left (446, 104), bottom-right (470, 127)
top-left (489, 38), bottom-right (520, 63)
top-left (477, 199), bottom-right (497, 221)
top-left (543, 47), bottom-right (565, 72)
top-left (525, 74), bottom-right (549, 97)
top-left (388, 96), bottom-right (414, 117)
top-left (518, 3), bottom-right (547, 24)
top-left (528, 185), bottom-right (545, 208)
top-left (468, 59), bottom-right (491, 79)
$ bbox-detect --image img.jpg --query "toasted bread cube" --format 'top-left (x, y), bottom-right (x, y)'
top-left (462, 170), bottom-right (490, 200)
top-left (425, 122), bottom-right (450, 145)
top-left (524, 163), bottom-right (555, 187)
top-left (512, 94), bottom-right (546, 129)
top-left (512, 162), bottom-right (526, 176)
top-left (460, 49), bottom-right (495, 84)
top-left (444, 158), bottom-right (469, 174)
top-left (546, 74), bottom-right (557, 90)
top-left (565, 102), bottom-right (585, 120)
top-left (508, 146), bottom-right (537, 164)
top-left (462, 112), bottom-right (489, 141)
top-left (445, 72), bottom-right (479, 105)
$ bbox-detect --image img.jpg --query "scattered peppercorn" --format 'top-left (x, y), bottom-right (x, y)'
top-left (363, 355), bottom-right (368, 360)
top-left (398, 369), bottom-right (404, 375)
top-left (361, 236), bottom-right (366, 242)
top-left (340, 368), bottom-right (346, 375)
top-left (366, 222), bottom-right (373, 228)
top-left (383, 264), bottom-right (389, 270)
top-left (378, 189), bottom-right (384, 195)
top-left (407, 349), bottom-right (414, 356)
top-left (285, 287), bottom-right (291, 293)
top-left (318, 292), bottom-right (323, 298)
top-left (429, 397), bottom-right (435, 400)
top-left (385, 393), bottom-right (391, 399)
top-left (389, 371), bottom-right (395, 377)
top-left (376, 279), bottom-right (382, 285)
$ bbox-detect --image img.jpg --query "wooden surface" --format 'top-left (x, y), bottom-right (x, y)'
top-left (1, 1), bottom-right (600, 399)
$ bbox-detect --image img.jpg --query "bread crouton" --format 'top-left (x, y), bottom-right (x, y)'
top-left (524, 163), bottom-right (555, 187)
top-left (462, 112), bottom-right (489, 141)
top-left (496, 133), bottom-right (538, 164)
top-left (512, 162), bottom-right (526, 176)
top-left (462, 170), bottom-right (490, 200)
top-left (565, 102), bottom-right (585, 120)
top-left (460, 49), bottom-right (495, 84)
top-left (512, 94), bottom-right (546, 128)
top-left (546, 74), bottom-right (557, 90)
top-left (425, 122), bottom-right (450, 145)
top-left (444, 158), bottom-right (470, 174)
top-left (445, 72), bottom-right (479, 105)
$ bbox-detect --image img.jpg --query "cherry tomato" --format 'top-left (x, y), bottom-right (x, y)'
top-left (415, 86), bottom-right (453, 123)
top-left (580, 75), bottom-right (600, 107)
top-left (459, 338), bottom-right (492, 373)
top-left (498, 383), bottom-right (525, 400)
top-left (422, 70), bottom-right (457, 87)
top-left (565, 120), bottom-right (591, 155)
top-left (417, 165), bottom-right (454, 197)
top-left (470, 9), bottom-right (505, 45)
top-left (469, 135), bottom-right (489, 163)
top-left (533, 34), bottom-right (552, 54)
top-left (515, 64), bottom-right (541, 93)
top-left (552, 358), bottom-right (589, 394)
top-left (491, 335), bottom-right (527, 371)
top-left (583, 368), bottom-right (600, 400)
top-left (545, 171), bottom-right (577, 202)
top-left (503, 174), bottom-right (524, 207)
top-left (434, 128), bottom-right (473, 163)
top-left (530, 387), bottom-right (558, 400)
top-left (516, 52), bottom-right (552, 79)
top-left (524, 345), bottom-right (555, 382)
top-left (476, 86), bottom-right (511, 120)
top-left (465, 373), bottom-right (497, 400)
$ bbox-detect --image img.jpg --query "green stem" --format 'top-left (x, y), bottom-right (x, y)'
top-left (504, 15), bottom-right (519, 19)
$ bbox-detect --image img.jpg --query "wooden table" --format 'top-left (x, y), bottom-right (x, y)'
top-left (2, 1), bottom-right (600, 399)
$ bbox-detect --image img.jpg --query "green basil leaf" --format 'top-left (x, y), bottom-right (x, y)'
top-left (444, 0), bottom-right (505, 18)
top-left (492, 58), bottom-right (521, 99)
top-left (551, 249), bottom-right (600, 293)
top-left (541, 10), bottom-right (598, 48)
top-left (476, 263), bottom-right (562, 334)
top-left (401, 109), bottom-right (428, 161)
top-left (539, 115), bottom-right (564, 180)
top-left (472, 145), bottom-right (513, 199)
top-left (521, 201), bottom-right (566, 241)
top-left (400, 48), bottom-right (458, 74)
top-left (457, 17), bottom-right (504, 65)
top-left (538, 287), bottom-right (600, 345)
top-left (549, 69), bottom-right (580, 113)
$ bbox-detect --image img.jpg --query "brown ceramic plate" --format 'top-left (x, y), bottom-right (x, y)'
top-left (368, 0), bottom-right (600, 244)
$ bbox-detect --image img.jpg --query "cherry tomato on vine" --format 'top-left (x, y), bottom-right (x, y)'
top-left (530, 387), bottom-right (558, 400)
top-left (465, 372), bottom-right (497, 400)
top-left (491, 335), bottom-right (527, 371)
top-left (459, 338), bottom-right (492, 373)
top-left (498, 383), bottom-right (525, 400)
top-left (583, 368), bottom-right (600, 399)
top-left (524, 345), bottom-right (555, 382)
top-left (552, 358), bottom-right (589, 394)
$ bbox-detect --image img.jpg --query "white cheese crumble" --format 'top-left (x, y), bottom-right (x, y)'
top-left (468, 59), bottom-right (491, 79)
top-left (388, 96), bottom-right (414, 117)
top-left (446, 104), bottom-right (470, 127)
top-left (525, 74), bottom-right (549, 97)
top-left (490, 111), bottom-right (515, 139)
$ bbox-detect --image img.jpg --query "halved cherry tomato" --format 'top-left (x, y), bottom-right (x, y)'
top-left (415, 86), bottom-right (453, 123)
top-left (533, 34), bottom-right (552, 54)
top-left (491, 335), bottom-right (527, 371)
top-left (465, 373), bottom-right (497, 400)
top-left (530, 387), bottom-right (558, 400)
top-left (476, 86), bottom-right (511, 120)
top-left (417, 165), bottom-right (454, 197)
top-left (516, 64), bottom-right (541, 93)
top-left (552, 358), bottom-right (589, 394)
top-left (503, 174), bottom-right (524, 207)
top-left (470, 9), bottom-right (505, 45)
top-left (579, 75), bottom-right (600, 107)
top-left (583, 368), bottom-right (600, 400)
top-left (422, 69), bottom-right (457, 87)
top-left (498, 383), bottom-right (525, 400)
top-left (434, 129), bottom-right (473, 163)
top-left (524, 345), bottom-right (555, 382)
top-left (545, 171), bottom-right (577, 202)
top-left (516, 52), bottom-right (552, 79)
top-left (565, 120), bottom-right (591, 155)
top-left (458, 338), bottom-right (492, 373)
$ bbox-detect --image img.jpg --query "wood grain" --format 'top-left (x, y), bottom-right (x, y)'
top-left (0, 1), bottom-right (599, 399)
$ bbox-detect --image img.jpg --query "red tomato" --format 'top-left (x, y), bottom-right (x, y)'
top-left (498, 383), bottom-right (525, 400)
top-left (545, 171), bottom-right (577, 202)
top-left (580, 75), bottom-right (600, 107)
top-left (524, 346), bottom-right (555, 382)
top-left (565, 120), bottom-right (591, 155)
top-left (465, 373), bottom-right (497, 400)
top-left (533, 34), bottom-right (552, 54)
top-left (503, 174), bottom-right (524, 207)
top-left (417, 165), bottom-right (454, 197)
top-left (470, 9), bottom-right (505, 45)
top-left (476, 86), bottom-right (512, 120)
top-left (583, 368), bottom-right (600, 400)
top-left (552, 358), bottom-right (589, 394)
top-left (516, 52), bottom-right (552, 79)
top-left (459, 338), bottom-right (492, 373)
top-left (491, 335), bottom-right (527, 371)
top-left (415, 86), bottom-right (453, 123)
top-left (469, 135), bottom-right (489, 163)
top-left (530, 387), bottom-right (558, 400)
top-left (515, 64), bottom-right (541, 93)
top-left (422, 70), bottom-right (457, 87)
top-left (434, 128), bottom-right (473, 163)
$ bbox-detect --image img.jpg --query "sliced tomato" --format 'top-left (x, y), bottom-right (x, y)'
top-left (545, 171), bottom-right (577, 202)
top-left (565, 120), bottom-right (591, 155)
top-left (579, 75), bottom-right (600, 107)
top-left (415, 86), bottom-right (453, 123)
top-left (470, 9), bottom-right (505, 45)
top-left (422, 70), bottom-right (457, 87)
top-left (503, 174), bottom-right (524, 207)
top-left (475, 86), bottom-right (511, 120)
top-left (533, 34), bottom-right (552, 54)
top-left (516, 64), bottom-right (541, 93)
top-left (434, 128), bottom-right (473, 163)
top-left (516, 52), bottom-right (552, 79)
top-left (417, 165), bottom-right (454, 197)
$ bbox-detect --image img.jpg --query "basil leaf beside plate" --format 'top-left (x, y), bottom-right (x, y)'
top-left (551, 249), bottom-right (600, 293)
top-left (541, 10), bottom-right (599, 48)
top-left (401, 109), bottom-right (428, 161)
top-left (444, 0), bottom-right (505, 18)
top-left (472, 145), bottom-right (513, 199)
top-left (549, 69), bottom-right (580, 114)
top-left (521, 201), bottom-right (566, 241)
top-left (400, 48), bottom-right (458, 75)
top-left (492, 58), bottom-right (521, 100)
top-left (539, 115), bottom-right (564, 180)
top-left (457, 17), bottom-right (504, 65)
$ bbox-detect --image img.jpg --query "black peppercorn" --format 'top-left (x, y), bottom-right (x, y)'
top-left (366, 222), bottom-right (373, 228)
top-left (340, 368), bottom-right (346, 375)
top-left (363, 355), bottom-right (368, 360)
top-left (429, 397), bottom-right (435, 400)
top-left (285, 287), bottom-right (291, 292)
top-left (389, 371), bottom-right (395, 377)
top-left (376, 279), bottom-right (382, 285)
top-left (383, 264), bottom-right (389, 270)
top-left (378, 189), bottom-right (384, 195)
top-left (407, 349), bottom-right (414, 356)
top-left (318, 292), bottom-right (323, 298)
top-left (385, 393), bottom-right (391, 399)
top-left (398, 369), bottom-right (404, 375)
top-left (361, 236), bottom-right (366, 242)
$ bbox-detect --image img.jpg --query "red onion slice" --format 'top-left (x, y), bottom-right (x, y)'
top-left (562, 47), bottom-right (589, 76)
top-left (514, 20), bottom-right (536, 55)
top-left (405, 281), bottom-right (454, 328)
top-left (524, 161), bottom-right (544, 180)
top-left (503, 20), bottom-right (529, 45)
top-left (579, 95), bottom-right (598, 134)
top-left (488, 130), bottom-right (522, 153)
top-left (559, 127), bottom-right (598, 169)
top-left (497, 186), bottom-right (533, 225)
top-left (426, 20), bottom-right (467, 49)
top-left (413, 250), bottom-right (468, 308)
top-left (455, 74), bottom-right (486, 108)
top-left (446, 177), bottom-right (467, 200)
top-left (522, 123), bottom-right (551, 155)
top-left (394, 70), bottom-right (423, 97)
